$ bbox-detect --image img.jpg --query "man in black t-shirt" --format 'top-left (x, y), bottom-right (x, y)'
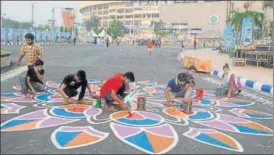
top-left (20, 59), bottom-right (46, 98)
top-left (59, 70), bottom-right (94, 105)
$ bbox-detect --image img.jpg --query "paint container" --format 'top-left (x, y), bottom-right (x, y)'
top-left (93, 98), bottom-right (101, 108)
top-left (196, 88), bottom-right (204, 100)
top-left (181, 101), bottom-right (193, 114)
top-left (137, 97), bottom-right (146, 111)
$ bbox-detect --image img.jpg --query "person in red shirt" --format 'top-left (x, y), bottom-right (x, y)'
top-left (100, 72), bottom-right (135, 111)
top-left (147, 39), bottom-right (153, 56)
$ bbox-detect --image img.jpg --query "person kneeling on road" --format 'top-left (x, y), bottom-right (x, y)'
top-left (20, 59), bottom-right (47, 98)
top-left (59, 70), bottom-right (94, 105)
top-left (100, 72), bottom-right (135, 111)
top-left (165, 72), bottom-right (194, 108)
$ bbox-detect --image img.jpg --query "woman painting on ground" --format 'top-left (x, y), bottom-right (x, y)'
top-left (216, 63), bottom-right (242, 97)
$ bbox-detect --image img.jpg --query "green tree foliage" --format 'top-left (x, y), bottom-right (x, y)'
top-left (229, 11), bottom-right (264, 31)
top-left (107, 20), bottom-right (127, 39)
top-left (83, 16), bottom-right (101, 31)
top-left (59, 26), bottom-right (64, 32)
top-left (35, 24), bottom-right (51, 31)
top-left (2, 18), bottom-right (32, 29)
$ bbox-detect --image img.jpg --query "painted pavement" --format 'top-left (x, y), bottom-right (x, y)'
top-left (1, 79), bottom-right (273, 154)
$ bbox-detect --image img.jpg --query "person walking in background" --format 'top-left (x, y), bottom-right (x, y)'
top-left (16, 33), bottom-right (43, 68)
top-left (73, 37), bottom-right (76, 46)
top-left (147, 39), bottom-right (153, 56)
top-left (194, 39), bottom-right (197, 50)
top-left (94, 37), bottom-right (97, 45)
top-left (106, 37), bottom-right (110, 48)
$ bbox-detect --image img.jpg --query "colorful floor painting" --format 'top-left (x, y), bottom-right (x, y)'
top-left (229, 108), bottom-right (273, 119)
top-left (1, 103), bottom-right (26, 114)
top-left (110, 123), bottom-right (178, 154)
top-left (1, 79), bottom-right (273, 154)
top-left (110, 111), bottom-right (165, 127)
top-left (1, 92), bottom-right (37, 103)
top-left (51, 126), bottom-right (109, 149)
top-left (183, 128), bottom-right (243, 152)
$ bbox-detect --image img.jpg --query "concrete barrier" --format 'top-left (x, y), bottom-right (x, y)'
top-left (1, 51), bottom-right (11, 68)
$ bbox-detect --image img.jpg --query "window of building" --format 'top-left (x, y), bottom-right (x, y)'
top-left (125, 9), bottom-right (133, 13)
top-left (147, 14), bottom-right (151, 18)
top-left (143, 14), bottom-right (146, 18)
top-left (110, 15), bottom-right (116, 20)
top-left (117, 9), bottom-right (124, 13)
top-left (125, 15), bottom-right (133, 18)
top-left (134, 14), bottom-right (141, 18)
top-left (117, 15), bottom-right (124, 19)
top-left (152, 13), bottom-right (159, 18)
top-left (125, 21), bottom-right (133, 26)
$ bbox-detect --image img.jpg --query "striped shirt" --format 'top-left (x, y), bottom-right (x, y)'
top-left (20, 43), bottom-right (42, 65)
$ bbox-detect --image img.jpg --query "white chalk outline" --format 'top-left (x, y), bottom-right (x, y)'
top-left (83, 107), bottom-right (111, 124)
top-left (109, 111), bottom-right (165, 127)
top-left (51, 126), bottom-right (109, 150)
top-left (1, 92), bottom-right (37, 103)
top-left (193, 113), bottom-right (273, 136)
top-left (229, 108), bottom-right (273, 120)
top-left (1, 109), bottom-right (79, 132)
top-left (110, 122), bottom-right (178, 154)
top-left (183, 127), bottom-right (244, 152)
top-left (0, 103), bottom-right (26, 114)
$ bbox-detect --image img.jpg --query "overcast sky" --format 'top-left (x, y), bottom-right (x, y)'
top-left (1, 1), bottom-right (84, 26)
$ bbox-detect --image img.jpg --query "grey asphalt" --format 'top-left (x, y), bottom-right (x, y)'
top-left (1, 43), bottom-right (273, 154)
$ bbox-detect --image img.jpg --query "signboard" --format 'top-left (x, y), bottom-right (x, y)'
top-left (209, 15), bottom-right (218, 25)
top-left (240, 17), bottom-right (254, 49)
top-left (223, 24), bottom-right (235, 52)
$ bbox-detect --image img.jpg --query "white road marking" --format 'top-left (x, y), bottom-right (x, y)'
top-left (1, 66), bottom-right (27, 82)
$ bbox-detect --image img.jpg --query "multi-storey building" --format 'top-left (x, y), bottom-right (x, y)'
top-left (79, 1), bottom-right (272, 38)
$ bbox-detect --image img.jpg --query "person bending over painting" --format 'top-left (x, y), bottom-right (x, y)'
top-left (20, 59), bottom-right (47, 98)
top-left (100, 72), bottom-right (135, 111)
top-left (215, 63), bottom-right (241, 97)
top-left (165, 72), bottom-right (194, 107)
top-left (59, 70), bottom-right (94, 105)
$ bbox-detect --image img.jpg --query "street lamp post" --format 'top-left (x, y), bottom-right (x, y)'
top-left (31, 2), bottom-right (39, 28)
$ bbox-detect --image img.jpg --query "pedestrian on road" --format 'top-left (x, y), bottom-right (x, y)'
top-left (94, 37), bottom-right (97, 45)
top-left (20, 59), bottom-right (46, 98)
top-left (165, 72), bottom-right (194, 108)
top-left (194, 39), bottom-right (197, 50)
top-left (147, 39), bottom-right (153, 56)
top-left (16, 33), bottom-right (43, 68)
top-left (100, 72), bottom-right (135, 111)
top-left (59, 70), bottom-right (94, 105)
top-left (106, 37), bottom-right (110, 48)
top-left (73, 37), bottom-right (76, 46)
top-left (215, 63), bottom-right (242, 97)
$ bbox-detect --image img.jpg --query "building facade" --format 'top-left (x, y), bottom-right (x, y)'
top-left (79, 1), bottom-right (272, 38)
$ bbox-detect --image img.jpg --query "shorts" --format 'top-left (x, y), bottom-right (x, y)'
top-left (147, 48), bottom-right (153, 52)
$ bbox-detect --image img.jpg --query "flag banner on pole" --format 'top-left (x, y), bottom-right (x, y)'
top-left (223, 24), bottom-right (235, 52)
top-left (240, 17), bottom-right (254, 48)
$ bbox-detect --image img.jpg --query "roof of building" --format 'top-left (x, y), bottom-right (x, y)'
top-left (79, 1), bottom-right (127, 9)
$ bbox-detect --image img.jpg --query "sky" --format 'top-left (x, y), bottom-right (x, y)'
top-left (1, 1), bottom-right (85, 26)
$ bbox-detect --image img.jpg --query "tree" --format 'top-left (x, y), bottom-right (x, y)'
top-left (60, 26), bottom-right (64, 32)
top-left (83, 16), bottom-right (101, 31)
top-left (107, 20), bottom-right (127, 39)
top-left (262, 1), bottom-right (272, 38)
top-left (35, 24), bottom-right (50, 31)
top-left (151, 20), bottom-right (165, 37)
top-left (229, 11), bottom-right (264, 32)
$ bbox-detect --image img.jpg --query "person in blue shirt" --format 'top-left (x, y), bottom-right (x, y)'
top-left (165, 72), bottom-right (194, 107)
